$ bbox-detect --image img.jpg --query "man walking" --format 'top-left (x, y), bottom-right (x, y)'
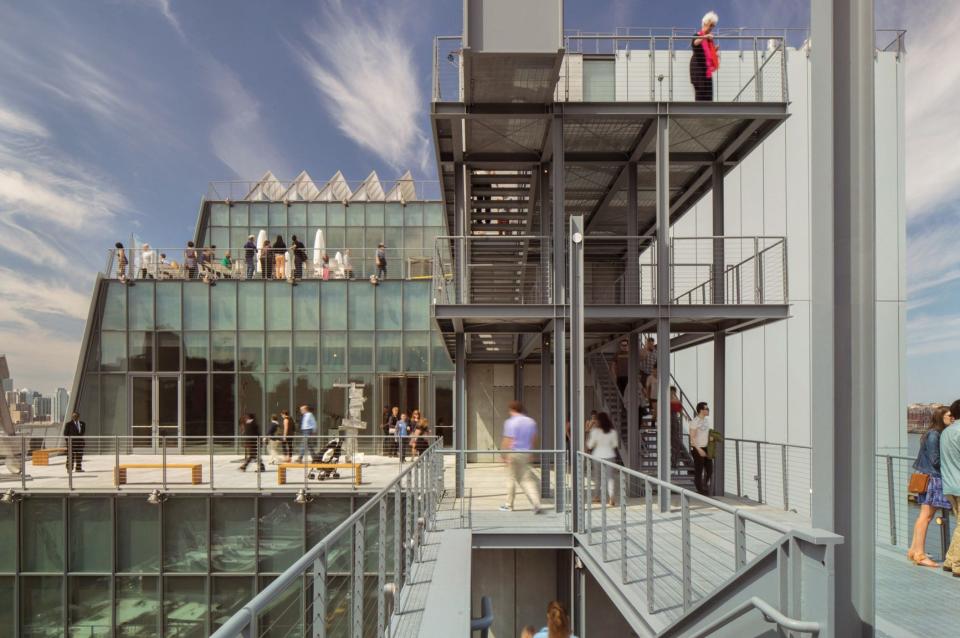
top-left (297, 404), bottom-right (318, 462)
top-left (638, 337), bottom-right (657, 388)
top-left (63, 411), bottom-right (86, 472)
top-left (238, 413), bottom-right (265, 472)
top-left (498, 401), bottom-right (542, 514)
top-left (941, 399), bottom-right (960, 575)
top-left (375, 243), bottom-right (387, 280)
top-left (243, 235), bottom-right (257, 279)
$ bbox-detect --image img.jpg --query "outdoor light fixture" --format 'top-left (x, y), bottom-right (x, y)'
top-left (572, 232), bottom-right (583, 244)
top-left (294, 489), bottom-right (313, 505)
top-left (0, 489), bottom-right (20, 504)
top-left (146, 489), bottom-right (167, 505)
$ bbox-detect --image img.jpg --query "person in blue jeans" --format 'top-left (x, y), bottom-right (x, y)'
top-left (297, 404), bottom-right (318, 462)
top-left (395, 413), bottom-right (409, 461)
top-left (243, 235), bottom-right (257, 279)
top-left (909, 406), bottom-right (954, 567)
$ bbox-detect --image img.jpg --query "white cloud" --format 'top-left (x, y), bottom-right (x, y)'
top-left (295, 0), bottom-right (431, 174)
top-left (0, 104), bottom-right (48, 138)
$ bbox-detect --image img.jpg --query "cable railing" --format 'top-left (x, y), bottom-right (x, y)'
top-left (671, 236), bottom-right (788, 305)
top-left (432, 235), bottom-right (553, 305)
top-left (205, 178), bottom-right (441, 203)
top-left (876, 452), bottom-right (952, 559)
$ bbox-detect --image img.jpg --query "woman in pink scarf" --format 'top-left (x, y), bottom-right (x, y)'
top-left (690, 11), bottom-right (720, 101)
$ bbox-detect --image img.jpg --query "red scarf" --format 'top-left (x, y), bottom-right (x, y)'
top-left (698, 30), bottom-right (719, 78)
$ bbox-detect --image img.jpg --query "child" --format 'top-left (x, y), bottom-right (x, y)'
top-left (520, 627), bottom-right (537, 638)
top-left (396, 413), bottom-right (409, 461)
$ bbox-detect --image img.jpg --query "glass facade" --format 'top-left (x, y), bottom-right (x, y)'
top-left (1, 494), bottom-right (380, 636)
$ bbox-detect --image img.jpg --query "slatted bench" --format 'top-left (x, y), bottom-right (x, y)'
top-left (277, 463), bottom-right (362, 486)
top-left (32, 448), bottom-right (67, 466)
top-left (115, 463), bottom-right (203, 486)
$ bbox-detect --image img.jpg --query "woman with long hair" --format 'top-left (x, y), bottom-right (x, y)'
top-left (586, 411), bottom-right (621, 506)
top-left (532, 601), bottom-right (577, 638)
top-left (908, 406), bottom-right (954, 566)
top-left (273, 235), bottom-right (287, 279)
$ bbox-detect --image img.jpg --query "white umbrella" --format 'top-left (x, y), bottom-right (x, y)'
top-left (313, 229), bottom-right (325, 266)
top-left (255, 229), bottom-right (267, 273)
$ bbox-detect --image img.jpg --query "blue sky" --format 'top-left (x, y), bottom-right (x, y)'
top-left (0, 0), bottom-right (955, 405)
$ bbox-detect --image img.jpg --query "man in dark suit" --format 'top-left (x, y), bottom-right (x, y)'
top-left (63, 412), bottom-right (86, 472)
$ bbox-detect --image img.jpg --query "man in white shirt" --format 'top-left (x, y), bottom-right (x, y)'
top-left (688, 402), bottom-right (713, 495)
top-left (140, 243), bottom-right (156, 279)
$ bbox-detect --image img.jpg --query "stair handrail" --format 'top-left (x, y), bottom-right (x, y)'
top-left (686, 596), bottom-right (821, 638)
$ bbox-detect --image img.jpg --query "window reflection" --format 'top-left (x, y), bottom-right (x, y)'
top-left (266, 333), bottom-right (290, 372)
top-left (164, 498), bottom-right (208, 572)
top-left (117, 498), bottom-right (160, 572)
top-left (211, 499), bottom-right (255, 572)
top-left (163, 576), bottom-right (208, 637)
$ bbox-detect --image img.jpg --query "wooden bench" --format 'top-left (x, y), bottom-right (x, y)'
top-left (115, 463), bottom-right (202, 486)
top-left (32, 448), bottom-right (67, 466)
top-left (277, 463), bottom-right (362, 486)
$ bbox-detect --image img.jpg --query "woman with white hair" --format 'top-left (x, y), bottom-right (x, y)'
top-left (690, 11), bottom-right (720, 101)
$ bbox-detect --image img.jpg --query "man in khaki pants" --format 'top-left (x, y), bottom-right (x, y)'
top-left (498, 401), bottom-right (542, 514)
top-left (942, 399), bottom-right (960, 575)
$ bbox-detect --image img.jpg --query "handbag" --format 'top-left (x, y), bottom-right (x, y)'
top-left (908, 472), bottom-right (930, 495)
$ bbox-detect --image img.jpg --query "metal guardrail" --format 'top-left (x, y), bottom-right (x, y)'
top-left (670, 237), bottom-right (788, 305)
top-left (432, 235), bottom-right (553, 305)
top-left (211, 441), bottom-right (444, 638)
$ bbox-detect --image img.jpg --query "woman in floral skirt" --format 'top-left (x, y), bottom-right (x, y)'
top-left (908, 406), bottom-right (954, 567)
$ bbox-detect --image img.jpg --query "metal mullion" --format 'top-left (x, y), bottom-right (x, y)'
top-left (61, 497), bottom-right (67, 636)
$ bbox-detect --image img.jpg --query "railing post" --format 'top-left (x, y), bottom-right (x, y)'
top-left (208, 433), bottom-right (214, 490)
top-left (114, 436), bottom-right (120, 492)
top-left (753, 237), bottom-right (761, 303)
top-left (313, 550), bottom-right (327, 638)
top-left (67, 437), bottom-right (73, 491)
top-left (753, 37), bottom-right (761, 101)
top-left (755, 441), bottom-right (763, 502)
top-left (781, 444), bottom-right (790, 511)
top-left (601, 462), bottom-right (608, 560)
top-left (885, 456), bottom-right (897, 545)
top-left (735, 440), bottom-right (742, 497)
top-left (20, 435), bottom-right (26, 490)
top-left (586, 458), bottom-right (593, 545)
top-left (620, 471), bottom-right (628, 584)
top-left (352, 518), bottom-right (365, 638)
top-left (378, 498), bottom-right (387, 637)
top-left (681, 492), bottom-right (692, 611)
top-left (394, 483), bottom-right (403, 593)
top-left (162, 439), bottom-right (167, 491)
top-left (734, 511), bottom-right (747, 568)
top-left (644, 479), bottom-right (654, 614)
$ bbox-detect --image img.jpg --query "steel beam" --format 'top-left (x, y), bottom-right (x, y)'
top-left (569, 215), bottom-right (586, 532)
top-left (455, 332), bottom-right (467, 497)
top-left (655, 114), bottom-right (672, 511)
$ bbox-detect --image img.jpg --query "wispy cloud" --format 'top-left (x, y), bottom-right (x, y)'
top-left (294, 0), bottom-right (431, 174)
top-left (0, 104), bottom-right (49, 138)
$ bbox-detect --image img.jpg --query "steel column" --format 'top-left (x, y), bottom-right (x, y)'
top-left (553, 116), bottom-right (567, 513)
top-left (712, 332), bottom-right (726, 497)
top-left (313, 551), bottom-right (327, 638)
top-left (352, 519), bottom-right (365, 638)
top-left (541, 331), bottom-right (554, 499)
top-left (655, 114), bottom-right (671, 512)
top-left (454, 163), bottom-right (467, 303)
top-left (455, 332), bottom-right (466, 497)
top-left (712, 159), bottom-right (726, 304)
top-left (626, 163), bottom-right (640, 479)
top-left (569, 215), bottom-right (586, 532)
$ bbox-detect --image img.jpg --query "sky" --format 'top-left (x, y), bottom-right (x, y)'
top-left (0, 0), bottom-right (956, 405)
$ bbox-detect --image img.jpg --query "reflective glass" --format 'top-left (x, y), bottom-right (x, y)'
top-left (269, 203), bottom-right (287, 226)
top-left (347, 203), bottom-right (365, 226)
top-left (377, 333), bottom-right (402, 372)
top-left (259, 498), bottom-right (303, 571)
top-left (116, 498), bottom-right (160, 572)
top-left (238, 374), bottom-right (264, 429)
top-left (348, 282), bottom-right (374, 330)
top-left (266, 333), bottom-right (290, 372)
top-left (230, 228), bottom-right (249, 255)
top-left (211, 203), bottom-right (230, 225)
top-left (211, 332), bottom-right (236, 371)
top-left (320, 374), bottom-right (347, 435)
top-left (326, 202), bottom-right (345, 226)
top-left (376, 281), bottom-right (402, 329)
top-left (100, 374), bottom-right (126, 436)
top-left (238, 281), bottom-right (264, 330)
top-left (129, 281), bottom-right (154, 329)
top-left (404, 227), bottom-right (423, 256)
top-left (211, 281), bottom-right (237, 330)
top-left (22, 498), bottom-right (63, 571)
top-left (86, 331), bottom-right (100, 371)
top-left (128, 331), bottom-right (153, 372)
top-left (212, 577), bottom-right (254, 630)
top-left (321, 332), bottom-right (346, 372)
top-left (404, 332), bottom-right (429, 372)
top-left (157, 331), bottom-right (180, 372)
top-left (258, 576), bottom-right (301, 637)
top-left (116, 576), bottom-right (159, 635)
top-left (69, 575), bottom-right (111, 636)
top-left (404, 202), bottom-right (423, 227)
top-left (69, 498), bottom-right (112, 572)
top-left (230, 203), bottom-right (249, 226)
top-left (212, 375), bottom-right (236, 439)
top-left (433, 375), bottom-right (454, 446)
top-left (294, 332), bottom-right (319, 372)
top-left (101, 331), bottom-right (126, 371)
top-left (293, 376), bottom-right (318, 416)
top-left (21, 577), bottom-right (62, 636)
top-left (183, 375), bottom-right (207, 440)
top-left (0, 505), bottom-right (14, 571)
top-left (307, 498), bottom-right (352, 567)
top-left (403, 282), bottom-right (430, 330)
top-left (77, 375), bottom-right (98, 429)
top-left (266, 374), bottom-right (291, 418)
top-left (0, 577), bottom-right (13, 636)
top-left (424, 202), bottom-right (444, 226)
top-left (366, 203), bottom-right (384, 226)
top-left (157, 281), bottom-right (180, 330)
top-left (349, 332), bottom-right (373, 372)
top-left (385, 203), bottom-right (404, 226)
top-left (432, 331), bottom-right (454, 371)
top-left (250, 203), bottom-right (268, 227)
top-left (266, 283), bottom-right (292, 330)
top-left (325, 227), bottom-right (345, 253)
top-left (183, 283), bottom-right (209, 330)
top-left (102, 282), bottom-right (126, 330)
top-left (211, 228), bottom-right (229, 251)
top-left (164, 498), bottom-right (208, 572)
top-left (184, 332), bottom-right (209, 371)
top-left (211, 498), bottom-right (255, 572)
top-left (293, 281), bottom-right (319, 330)
top-left (238, 333), bottom-right (263, 372)
top-left (288, 203), bottom-right (307, 225)
top-left (164, 576), bottom-right (208, 637)
top-left (320, 283), bottom-right (348, 330)
top-left (307, 203), bottom-right (326, 226)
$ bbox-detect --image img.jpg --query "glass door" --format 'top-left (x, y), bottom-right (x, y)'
top-left (130, 374), bottom-right (182, 453)
top-left (378, 375), bottom-right (427, 424)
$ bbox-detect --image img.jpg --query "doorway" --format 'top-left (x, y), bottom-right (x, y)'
top-left (379, 376), bottom-right (426, 428)
top-left (129, 374), bottom-right (181, 452)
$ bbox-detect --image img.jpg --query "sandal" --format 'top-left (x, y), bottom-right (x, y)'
top-left (913, 554), bottom-right (939, 568)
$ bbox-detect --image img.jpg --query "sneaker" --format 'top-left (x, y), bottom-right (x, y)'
top-left (498, 504), bottom-right (512, 512)
top-left (533, 507), bottom-right (543, 515)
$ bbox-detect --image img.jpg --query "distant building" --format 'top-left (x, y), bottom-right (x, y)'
top-left (32, 395), bottom-right (52, 421)
top-left (907, 403), bottom-right (945, 434)
top-left (52, 387), bottom-right (69, 423)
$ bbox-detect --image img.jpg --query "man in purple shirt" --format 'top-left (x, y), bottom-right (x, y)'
top-left (499, 400), bottom-right (542, 514)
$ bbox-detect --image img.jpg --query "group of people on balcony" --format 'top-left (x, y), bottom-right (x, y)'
top-left (381, 406), bottom-right (432, 460)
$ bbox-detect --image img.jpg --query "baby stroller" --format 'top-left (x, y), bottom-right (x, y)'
top-left (311, 437), bottom-right (344, 480)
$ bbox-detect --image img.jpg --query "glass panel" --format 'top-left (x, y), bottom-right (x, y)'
top-left (131, 376), bottom-right (153, 443)
top-left (307, 498), bottom-right (352, 568)
top-left (583, 58), bottom-right (616, 101)
top-left (183, 375), bottom-right (208, 439)
top-left (347, 374), bottom-right (374, 435)
top-left (238, 281), bottom-right (264, 330)
top-left (404, 332), bottom-right (429, 372)
top-left (100, 374), bottom-right (126, 436)
top-left (403, 227), bottom-right (422, 257)
top-left (349, 332), bottom-right (373, 372)
top-left (211, 203), bottom-right (230, 225)
top-left (164, 498), bottom-right (208, 572)
top-left (321, 332), bottom-right (346, 372)
top-left (325, 227), bottom-right (345, 253)
top-left (164, 576), bottom-right (208, 637)
top-left (129, 331), bottom-right (153, 372)
top-left (403, 282), bottom-right (430, 329)
top-left (238, 333), bottom-right (264, 372)
top-left (157, 331), bottom-right (180, 372)
top-left (321, 283), bottom-right (347, 330)
top-left (22, 577), bottom-right (62, 636)
top-left (86, 331), bottom-right (100, 371)
top-left (266, 374), bottom-right (291, 419)
top-left (346, 228), bottom-right (365, 268)
top-left (69, 575), bottom-right (111, 637)
top-left (159, 377), bottom-right (179, 444)
top-left (259, 498), bottom-right (303, 572)
top-left (433, 376), bottom-right (454, 445)
top-left (183, 284), bottom-right (209, 330)
top-left (116, 576), bottom-right (159, 636)
top-left (385, 203), bottom-right (404, 226)
top-left (211, 281), bottom-right (237, 330)
top-left (288, 203), bottom-right (307, 225)
top-left (424, 202), bottom-right (444, 226)
top-left (101, 331), bottom-right (126, 371)
top-left (102, 282), bottom-right (126, 330)
top-left (346, 203), bottom-right (365, 226)
top-left (212, 498), bottom-right (255, 572)
top-left (326, 203), bottom-right (345, 226)
top-left (212, 375), bottom-right (236, 439)
top-left (269, 203), bottom-right (287, 226)
top-left (212, 332), bottom-right (236, 371)
top-left (238, 374), bottom-right (264, 428)
top-left (294, 332), bottom-right (319, 372)
top-left (231, 228), bottom-right (249, 257)
top-left (266, 284), bottom-right (292, 331)
top-left (69, 498), bottom-right (111, 572)
top-left (0, 577), bottom-right (13, 637)
top-left (404, 202), bottom-right (423, 226)
top-left (156, 281), bottom-right (180, 330)
top-left (307, 203), bottom-right (326, 226)
top-left (211, 228), bottom-right (229, 252)
top-left (212, 577), bottom-right (254, 630)
top-left (293, 281), bottom-right (319, 330)
top-left (377, 333), bottom-right (402, 372)
top-left (77, 375), bottom-right (99, 429)
top-left (258, 576), bottom-right (302, 638)
top-left (22, 498), bottom-right (64, 571)
top-left (250, 203), bottom-right (268, 227)
top-left (266, 333), bottom-right (290, 372)
top-left (0, 505), bottom-right (14, 571)
top-left (320, 375), bottom-right (347, 435)
top-left (432, 331), bottom-right (454, 371)
top-left (376, 281), bottom-right (402, 329)
top-left (184, 332), bottom-right (209, 371)
top-left (348, 283), bottom-right (374, 330)
top-left (230, 203), bottom-right (249, 226)
top-left (366, 203), bottom-right (385, 226)
top-left (129, 281), bottom-right (154, 329)
top-left (293, 376), bottom-right (319, 418)
top-left (117, 498), bottom-right (160, 572)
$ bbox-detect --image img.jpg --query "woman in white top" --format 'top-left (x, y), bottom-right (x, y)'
top-left (586, 411), bottom-right (621, 506)
top-left (688, 402), bottom-right (713, 495)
